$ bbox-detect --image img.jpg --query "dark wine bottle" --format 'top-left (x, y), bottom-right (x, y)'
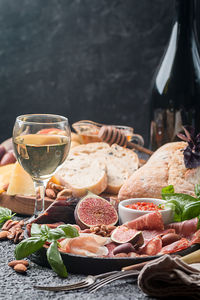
top-left (149, 0), bottom-right (200, 150)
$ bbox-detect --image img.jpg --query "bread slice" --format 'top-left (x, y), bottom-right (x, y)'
top-left (55, 156), bottom-right (107, 197)
top-left (118, 142), bottom-right (200, 200)
top-left (56, 142), bottom-right (139, 195)
top-left (102, 144), bottom-right (139, 194)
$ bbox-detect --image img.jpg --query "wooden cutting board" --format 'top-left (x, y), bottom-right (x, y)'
top-left (0, 193), bottom-right (54, 215)
top-left (0, 192), bottom-right (119, 216)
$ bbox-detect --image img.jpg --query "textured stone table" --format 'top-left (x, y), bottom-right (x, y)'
top-left (0, 216), bottom-right (157, 300)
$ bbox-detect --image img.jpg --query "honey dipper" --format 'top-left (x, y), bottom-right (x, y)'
top-left (98, 126), bottom-right (153, 156)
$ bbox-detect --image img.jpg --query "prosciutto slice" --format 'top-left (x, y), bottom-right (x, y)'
top-left (125, 212), bottom-right (164, 231)
top-left (59, 233), bottom-right (109, 257)
top-left (166, 218), bottom-right (198, 238)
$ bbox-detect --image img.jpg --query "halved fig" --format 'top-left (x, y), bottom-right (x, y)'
top-left (111, 225), bottom-right (144, 246)
top-left (74, 191), bottom-right (118, 229)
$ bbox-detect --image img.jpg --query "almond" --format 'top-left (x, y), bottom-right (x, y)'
top-left (45, 188), bottom-right (56, 199)
top-left (0, 230), bottom-right (9, 240)
top-left (1, 219), bottom-right (13, 231)
top-left (14, 263), bottom-right (27, 273)
top-left (8, 260), bottom-right (29, 268)
top-left (4, 220), bottom-right (19, 231)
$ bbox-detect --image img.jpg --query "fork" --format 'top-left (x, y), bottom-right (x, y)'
top-left (34, 269), bottom-right (139, 292)
top-left (87, 269), bottom-right (139, 293)
top-left (33, 270), bottom-right (119, 291)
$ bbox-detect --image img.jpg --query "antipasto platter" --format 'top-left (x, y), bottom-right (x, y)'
top-left (1, 123), bottom-right (200, 278)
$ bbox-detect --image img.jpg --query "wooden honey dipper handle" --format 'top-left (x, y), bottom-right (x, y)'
top-left (98, 126), bottom-right (153, 156)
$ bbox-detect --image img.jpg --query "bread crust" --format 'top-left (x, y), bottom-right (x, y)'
top-left (118, 142), bottom-right (200, 200)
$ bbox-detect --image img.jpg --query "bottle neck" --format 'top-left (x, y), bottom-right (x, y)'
top-left (175, 0), bottom-right (194, 40)
top-left (175, 0), bottom-right (192, 25)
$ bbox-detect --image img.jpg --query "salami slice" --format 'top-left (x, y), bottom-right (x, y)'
top-left (190, 229), bottom-right (200, 245)
top-left (166, 218), bottom-right (198, 237)
top-left (125, 212), bottom-right (164, 231)
top-left (140, 236), bottom-right (162, 256)
top-left (159, 238), bottom-right (190, 254)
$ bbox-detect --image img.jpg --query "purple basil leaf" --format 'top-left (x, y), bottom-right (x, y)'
top-left (177, 126), bottom-right (200, 169)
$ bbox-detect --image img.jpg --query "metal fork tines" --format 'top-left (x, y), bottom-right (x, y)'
top-left (33, 270), bottom-right (119, 292)
top-left (88, 269), bottom-right (139, 293)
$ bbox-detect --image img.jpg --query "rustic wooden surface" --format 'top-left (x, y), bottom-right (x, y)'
top-left (0, 193), bottom-right (54, 215)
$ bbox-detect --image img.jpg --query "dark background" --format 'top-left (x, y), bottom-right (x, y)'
top-left (0, 0), bottom-right (174, 144)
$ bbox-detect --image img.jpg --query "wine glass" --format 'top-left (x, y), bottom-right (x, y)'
top-left (13, 114), bottom-right (71, 219)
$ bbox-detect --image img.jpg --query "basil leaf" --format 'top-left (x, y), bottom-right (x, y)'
top-left (31, 224), bottom-right (42, 237)
top-left (182, 201), bottom-right (200, 221)
top-left (195, 184), bottom-right (200, 199)
top-left (58, 224), bottom-right (79, 238)
top-left (15, 237), bottom-right (46, 260)
top-left (162, 185), bottom-right (174, 195)
top-left (0, 207), bottom-right (15, 228)
top-left (46, 240), bottom-right (68, 278)
top-left (41, 225), bottom-right (50, 235)
top-left (197, 216), bottom-right (200, 230)
top-left (47, 228), bottom-right (67, 242)
top-left (162, 193), bottom-right (197, 206)
top-left (163, 200), bottom-right (183, 222)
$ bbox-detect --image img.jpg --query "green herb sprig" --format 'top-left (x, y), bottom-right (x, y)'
top-left (162, 184), bottom-right (200, 223)
top-left (0, 207), bottom-right (16, 228)
top-left (15, 223), bottom-right (79, 277)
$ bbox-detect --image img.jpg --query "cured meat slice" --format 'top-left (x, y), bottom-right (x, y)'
top-left (142, 229), bottom-right (176, 243)
top-left (140, 236), bottom-right (162, 256)
top-left (190, 229), bottom-right (200, 245)
top-left (59, 233), bottom-right (109, 257)
top-left (166, 218), bottom-right (198, 237)
top-left (105, 242), bottom-right (118, 257)
top-left (125, 212), bottom-right (164, 231)
top-left (159, 238), bottom-right (190, 254)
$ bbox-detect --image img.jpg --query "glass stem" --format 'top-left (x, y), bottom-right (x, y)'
top-left (33, 180), bottom-right (48, 217)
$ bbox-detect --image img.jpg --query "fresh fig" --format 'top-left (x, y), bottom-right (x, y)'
top-left (0, 145), bottom-right (6, 160)
top-left (0, 151), bottom-right (16, 166)
top-left (74, 191), bottom-right (118, 230)
top-left (111, 225), bottom-right (144, 246)
top-left (113, 242), bottom-right (136, 255)
top-left (1, 138), bottom-right (13, 152)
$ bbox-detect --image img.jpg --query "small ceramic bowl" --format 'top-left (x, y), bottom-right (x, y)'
top-left (118, 198), bottom-right (173, 225)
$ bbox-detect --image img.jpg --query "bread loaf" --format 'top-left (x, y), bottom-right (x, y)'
top-left (118, 142), bottom-right (200, 200)
top-left (55, 142), bottom-right (139, 196)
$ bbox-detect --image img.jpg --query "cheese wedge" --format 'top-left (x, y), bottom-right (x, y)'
top-left (7, 162), bottom-right (35, 196)
top-left (0, 163), bottom-right (15, 192)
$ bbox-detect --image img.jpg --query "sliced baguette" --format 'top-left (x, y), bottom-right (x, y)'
top-left (55, 156), bottom-right (107, 197)
top-left (102, 144), bottom-right (139, 194)
top-left (57, 142), bottom-right (139, 195)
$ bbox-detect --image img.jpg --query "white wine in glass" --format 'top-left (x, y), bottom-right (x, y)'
top-left (13, 114), bottom-right (71, 219)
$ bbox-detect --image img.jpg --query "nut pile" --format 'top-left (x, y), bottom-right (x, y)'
top-left (8, 260), bottom-right (29, 274)
top-left (45, 182), bottom-right (72, 200)
top-left (85, 224), bottom-right (116, 237)
top-left (0, 219), bottom-right (24, 243)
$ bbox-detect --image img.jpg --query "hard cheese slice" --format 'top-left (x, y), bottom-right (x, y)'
top-left (0, 163), bottom-right (15, 192)
top-left (7, 162), bottom-right (35, 196)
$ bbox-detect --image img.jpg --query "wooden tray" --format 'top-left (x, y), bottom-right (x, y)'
top-left (0, 192), bottom-right (118, 216)
top-left (0, 193), bottom-right (54, 215)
